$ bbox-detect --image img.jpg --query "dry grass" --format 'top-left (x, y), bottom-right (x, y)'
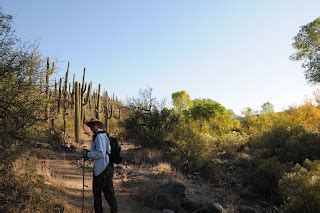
top-left (133, 148), bottom-right (163, 164)
top-left (151, 162), bottom-right (173, 173)
top-left (37, 158), bottom-right (66, 190)
top-left (7, 150), bottom-right (65, 212)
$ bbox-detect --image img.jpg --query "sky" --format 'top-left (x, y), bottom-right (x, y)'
top-left (2, 0), bottom-right (320, 114)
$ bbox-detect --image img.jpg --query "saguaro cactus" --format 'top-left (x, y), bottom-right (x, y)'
top-left (74, 78), bottom-right (91, 142)
top-left (74, 81), bottom-right (81, 143)
top-left (82, 81), bottom-right (91, 125)
top-left (70, 74), bottom-right (75, 110)
top-left (57, 77), bottom-right (62, 113)
top-left (51, 79), bottom-right (58, 128)
top-left (104, 91), bottom-right (114, 133)
top-left (95, 84), bottom-right (101, 119)
top-left (79, 68), bottom-right (92, 124)
top-left (63, 62), bottom-right (69, 134)
top-left (54, 79), bottom-right (57, 97)
top-left (45, 57), bottom-right (55, 122)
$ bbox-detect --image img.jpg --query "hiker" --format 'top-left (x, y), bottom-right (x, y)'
top-left (84, 118), bottom-right (118, 213)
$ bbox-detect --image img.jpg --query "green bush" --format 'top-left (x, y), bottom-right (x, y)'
top-left (122, 107), bottom-right (179, 149)
top-left (279, 159), bottom-right (320, 212)
top-left (170, 121), bottom-right (214, 165)
top-left (218, 131), bottom-right (248, 151)
top-left (250, 125), bottom-right (320, 164)
top-left (250, 158), bottom-right (287, 197)
top-left (241, 112), bottom-right (278, 135)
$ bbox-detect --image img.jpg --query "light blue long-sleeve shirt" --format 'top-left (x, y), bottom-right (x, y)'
top-left (87, 129), bottom-right (111, 176)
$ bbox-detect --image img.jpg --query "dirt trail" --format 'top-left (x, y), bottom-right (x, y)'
top-left (45, 131), bottom-right (260, 212)
top-left (46, 142), bottom-right (157, 213)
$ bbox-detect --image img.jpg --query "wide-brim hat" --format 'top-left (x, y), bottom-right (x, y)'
top-left (85, 118), bottom-right (104, 127)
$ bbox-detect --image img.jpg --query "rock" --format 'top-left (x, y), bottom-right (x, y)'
top-left (237, 205), bottom-right (256, 213)
top-left (181, 198), bottom-right (203, 212)
top-left (69, 144), bottom-right (76, 150)
top-left (187, 174), bottom-right (197, 180)
top-left (144, 181), bottom-right (186, 212)
top-left (149, 194), bottom-right (177, 211)
top-left (193, 203), bottom-right (226, 213)
top-left (160, 181), bottom-right (186, 198)
top-left (127, 171), bottom-right (139, 177)
top-left (36, 142), bottom-right (51, 150)
top-left (237, 153), bottom-right (251, 161)
top-left (206, 203), bottom-right (226, 213)
top-left (162, 209), bottom-right (175, 213)
top-left (240, 191), bottom-right (259, 200)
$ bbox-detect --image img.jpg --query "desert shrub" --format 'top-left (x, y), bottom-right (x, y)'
top-left (250, 158), bottom-right (287, 197)
top-left (123, 105), bottom-right (179, 148)
top-left (0, 11), bottom-right (64, 211)
top-left (1, 153), bottom-right (63, 212)
top-left (46, 129), bottom-right (66, 150)
top-left (0, 11), bottom-right (47, 170)
top-left (241, 103), bottom-right (320, 136)
top-left (218, 131), bottom-right (249, 152)
top-left (250, 125), bottom-right (320, 164)
top-left (187, 98), bottom-right (237, 136)
top-left (241, 112), bottom-right (278, 135)
top-left (279, 159), bottom-right (320, 212)
top-left (283, 130), bottom-right (320, 164)
top-left (280, 103), bottom-right (320, 131)
top-left (168, 119), bottom-right (214, 170)
top-left (132, 148), bottom-right (163, 164)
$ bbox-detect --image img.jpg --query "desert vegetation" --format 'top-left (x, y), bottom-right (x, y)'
top-left (1, 8), bottom-right (319, 213)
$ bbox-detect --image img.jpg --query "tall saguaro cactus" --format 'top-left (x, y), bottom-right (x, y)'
top-left (74, 81), bottom-right (81, 143)
top-left (70, 74), bottom-right (75, 110)
top-left (104, 91), bottom-right (114, 133)
top-left (95, 84), bottom-right (101, 119)
top-left (63, 62), bottom-right (70, 134)
top-left (82, 81), bottom-right (91, 125)
top-left (57, 77), bottom-right (62, 113)
top-left (74, 78), bottom-right (91, 142)
top-left (45, 57), bottom-right (55, 122)
top-left (80, 68), bottom-right (92, 125)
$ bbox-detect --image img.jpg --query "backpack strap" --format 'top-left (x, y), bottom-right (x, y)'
top-left (92, 130), bottom-right (107, 141)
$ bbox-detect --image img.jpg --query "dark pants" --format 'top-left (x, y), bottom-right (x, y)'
top-left (93, 165), bottom-right (118, 213)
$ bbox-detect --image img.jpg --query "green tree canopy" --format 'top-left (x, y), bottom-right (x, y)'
top-left (290, 17), bottom-right (320, 84)
top-left (190, 98), bottom-right (226, 120)
top-left (261, 101), bottom-right (274, 114)
top-left (171, 90), bottom-right (192, 112)
top-left (241, 107), bottom-right (254, 117)
top-left (1, 10), bottom-right (46, 170)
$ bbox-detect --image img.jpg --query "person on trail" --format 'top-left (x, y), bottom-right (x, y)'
top-left (84, 118), bottom-right (118, 213)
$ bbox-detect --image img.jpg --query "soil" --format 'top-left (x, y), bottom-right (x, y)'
top-left (44, 129), bottom-right (273, 213)
top-left (46, 131), bottom-right (161, 213)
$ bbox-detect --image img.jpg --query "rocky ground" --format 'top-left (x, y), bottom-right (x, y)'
top-left (43, 131), bottom-right (278, 213)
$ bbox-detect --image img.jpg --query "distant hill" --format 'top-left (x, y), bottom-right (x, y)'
top-left (232, 114), bottom-right (243, 121)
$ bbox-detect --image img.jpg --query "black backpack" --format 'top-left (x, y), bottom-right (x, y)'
top-left (93, 130), bottom-right (122, 164)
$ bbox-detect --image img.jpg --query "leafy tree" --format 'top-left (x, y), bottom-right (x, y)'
top-left (123, 88), bottom-right (178, 148)
top-left (0, 10), bottom-right (53, 212)
top-left (261, 101), bottom-right (274, 114)
top-left (241, 107), bottom-right (254, 117)
top-left (290, 17), bottom-right (320, 84)
top-left (190, 98), bottom-right (225, 121)
top-left (127, 87), bottom-right (164, 111)
top-left (171, 90), bottom-right (192, 112)
top-left (313, 88), bottom-right (320, 105)
top-left (0, 11), bottom-right (46, 169)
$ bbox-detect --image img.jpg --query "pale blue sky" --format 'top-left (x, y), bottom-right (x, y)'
top-left (2, 0), bottom-right (320, 114)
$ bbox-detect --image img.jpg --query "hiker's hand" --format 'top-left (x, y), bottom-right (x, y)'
top-left (82, 149), bottom-right (88, 159)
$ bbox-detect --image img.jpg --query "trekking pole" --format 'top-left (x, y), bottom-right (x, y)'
top-left (82, 149), bottom-right (88, 213)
